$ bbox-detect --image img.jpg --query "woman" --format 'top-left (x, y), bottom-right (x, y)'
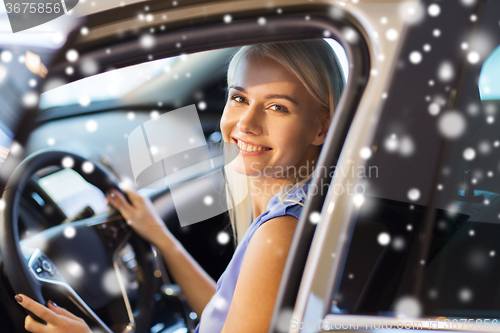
top-left (15, 39), bottom-right (344, 333)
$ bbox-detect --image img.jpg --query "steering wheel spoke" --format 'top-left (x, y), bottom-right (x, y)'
top-left (27, 249), bottom-right (114, 333)
top-left (28, 248), bottom-right (65, 282)
top-left (19, 213), bottom-right (139, 332)
top-left (21, 217), bottom-right (138, 332)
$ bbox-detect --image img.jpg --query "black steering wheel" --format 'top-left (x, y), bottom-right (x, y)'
top-left (0, 149), bottom-right (157, 333)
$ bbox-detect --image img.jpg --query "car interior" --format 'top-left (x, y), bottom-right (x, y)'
top-left (0, 3), bottom-right (353, 329)
top-left (2, 0), bottom-right (500, 332)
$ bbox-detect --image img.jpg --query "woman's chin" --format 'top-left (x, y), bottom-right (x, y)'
top-left (228, 162), bottom-right (263, 177)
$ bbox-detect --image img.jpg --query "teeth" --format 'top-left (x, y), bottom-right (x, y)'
top-left (236, 140), bottom-right (270, 152)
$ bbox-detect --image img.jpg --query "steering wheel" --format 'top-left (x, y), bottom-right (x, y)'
top-left (0, 149), bottom-right (157, 333)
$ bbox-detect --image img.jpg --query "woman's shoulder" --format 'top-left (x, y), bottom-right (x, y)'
top-left (264, 178), bottom-right (312, 222)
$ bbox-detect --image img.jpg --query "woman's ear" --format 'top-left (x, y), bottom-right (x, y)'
top-left (311, 111), bottom-right (331, 146)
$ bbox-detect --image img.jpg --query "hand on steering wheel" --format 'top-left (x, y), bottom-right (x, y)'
top-left (1, 150), bottom-right (157, 333)
top-left (14, 186), bottom-right (164, 333)
top-left (106, 187), bottom-right (171, 247)
top-left (16, 294), bottom-right (91, 333)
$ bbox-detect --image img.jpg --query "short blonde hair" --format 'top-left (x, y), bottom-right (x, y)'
top-left (224, 39), bottom-right (345, 243)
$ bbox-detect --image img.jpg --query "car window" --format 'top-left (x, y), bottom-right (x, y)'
top-left (40, 39), bottom-right (348, 111)
top-left (330, 2), bottom-right (500, 322)
top-left (39, 57), bottom-right (178, 110)
top-left (30, 39), bottom-right (348, 195)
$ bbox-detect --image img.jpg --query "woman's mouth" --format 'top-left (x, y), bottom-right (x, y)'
top-left (233, 138), bottom-right (272, 154)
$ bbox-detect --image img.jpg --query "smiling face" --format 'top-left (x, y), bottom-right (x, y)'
top-left (220, 52), bottom-right (329, 179)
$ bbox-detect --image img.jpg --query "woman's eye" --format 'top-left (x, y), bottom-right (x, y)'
top-left (270, 104), bottom-right (288, 113)
top-left (231, 95), bottom-right (246, 103)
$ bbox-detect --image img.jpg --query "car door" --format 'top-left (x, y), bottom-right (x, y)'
top-left (0, 0), bottom-right (371, 332)
top-left (286, 0), bottom-right (500, 332)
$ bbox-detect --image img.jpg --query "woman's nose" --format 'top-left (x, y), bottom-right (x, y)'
top-left (237, 105), bottom-right (262, 135)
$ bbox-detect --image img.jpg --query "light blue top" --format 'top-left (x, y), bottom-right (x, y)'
top-left (194, 180), bottom-right (311, 333)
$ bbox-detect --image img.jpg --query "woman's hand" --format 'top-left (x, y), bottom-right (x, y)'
top-left (106, 187), bottom-right (217, 315)
top-left (15, 294), bottom-right (92, 333)
top-left (106, 187), bottom-right (170, 247)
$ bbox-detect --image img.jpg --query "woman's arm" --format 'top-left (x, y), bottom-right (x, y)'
top-left (154, 230), bottom-right (217, 315)
top-left (106, 188), bottom-right (216, 316)
top-left (221, 215), bottom-right (299, 333)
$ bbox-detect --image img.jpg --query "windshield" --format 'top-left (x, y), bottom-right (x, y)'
top-left (39, 57), bottom-right (178, 109)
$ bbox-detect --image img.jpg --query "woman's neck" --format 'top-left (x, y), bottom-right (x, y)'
top-left (249, 177), bottom-right (289, 218)
top-left (249, 150), bottom-right (319, 218)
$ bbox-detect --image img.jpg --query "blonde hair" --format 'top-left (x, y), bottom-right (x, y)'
top-left (224, 39), bottom-right (345, 243)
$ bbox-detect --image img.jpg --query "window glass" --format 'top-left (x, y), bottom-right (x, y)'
top-left (32, 39), bottom-right (348, 193)
top-left (39, 39), bottom-right (348, 110)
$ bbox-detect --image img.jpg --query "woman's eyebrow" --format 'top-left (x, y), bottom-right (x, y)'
top-left (229, 85), bottom-right (246, 92)
top-left (264, 94), bottom-right (299, 106)
top-left (229, 85), bottom-right (299, 105)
